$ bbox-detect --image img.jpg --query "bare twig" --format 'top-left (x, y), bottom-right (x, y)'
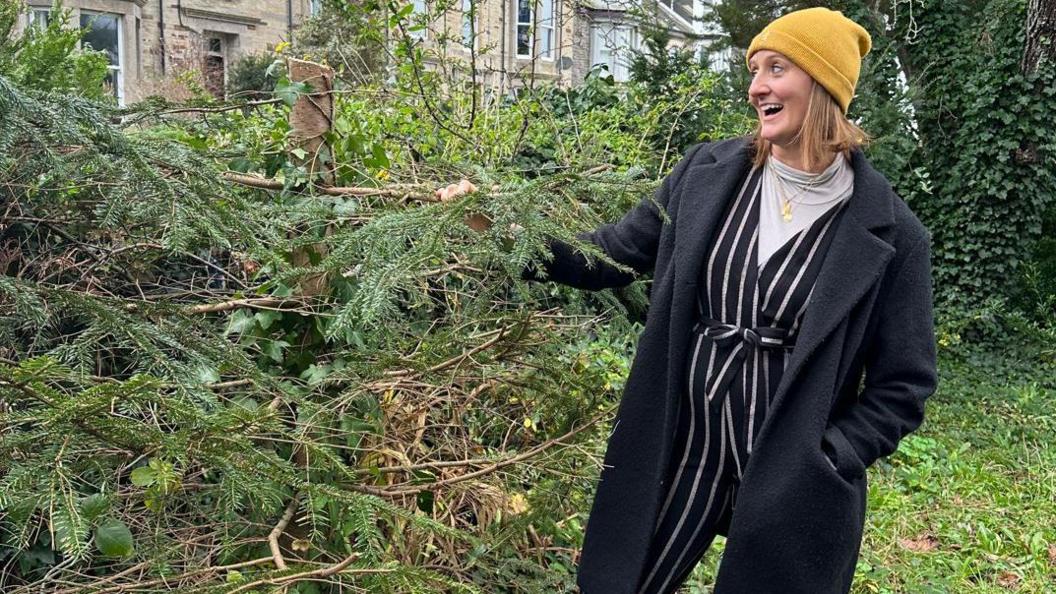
top-left (185, 297), bottom-right (287, 314)
top-left (225, 554), bottom-right (372, 594)
top-left (268, 495), bottom-right (300, 570)
top-left (222, 172), bottom-right (438, 201)
top-left (43, 557), bottom-right (275, 594)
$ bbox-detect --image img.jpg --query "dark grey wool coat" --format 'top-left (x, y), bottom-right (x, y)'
top-left (521, 136), bottom-right (939, 594)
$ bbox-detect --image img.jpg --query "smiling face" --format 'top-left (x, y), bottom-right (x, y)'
top-left (747, 50), bottom-right (817, 152)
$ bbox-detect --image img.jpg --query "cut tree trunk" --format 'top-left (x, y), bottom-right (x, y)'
top-left (286, 58), bottom-right (335, 297)
top-left (287, 58), bottom-right (336, 184)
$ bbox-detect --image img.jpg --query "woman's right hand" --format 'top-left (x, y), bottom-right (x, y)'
top-left (436, 178), bottom-right (493, 232)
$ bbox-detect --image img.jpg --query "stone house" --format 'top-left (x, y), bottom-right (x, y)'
top-left (17, 0), bottom-right (726, 104)
top-left (21, 0), bottom-right (321, 104)
top-left (411, 0), bottom-right (728, 93)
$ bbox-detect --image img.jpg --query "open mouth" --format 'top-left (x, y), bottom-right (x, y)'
top-left (761, 103), bottom-right (784, 117)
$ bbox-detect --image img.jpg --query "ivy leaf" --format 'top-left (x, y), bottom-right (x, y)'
top-left (301, 363), bottom-right (331, 386)
top-left (261, 339), bottom-right (290, 363)
top-left (274, 78), bottom-right (312, 107)
top-left (79, 493), bottom-right (110, 521)
top-left (254, 310), bottom-right (283, 331)
top-left (225, 309), bottom-right (255, 336)
top-left (230, 396), bottom-right (259, 412)
top-left (95, 518), bottom-right (134, 557)
top-left (129, 466), bottom-right (156, 487)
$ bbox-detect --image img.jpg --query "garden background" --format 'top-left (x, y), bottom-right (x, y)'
top-left (1, 0), bottom-right (1055, 592)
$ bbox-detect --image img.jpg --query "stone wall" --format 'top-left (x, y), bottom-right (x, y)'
top-left (408, 0), bottom-right (591, 95)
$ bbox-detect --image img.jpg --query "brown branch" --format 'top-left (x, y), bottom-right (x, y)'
top-left (423, 324), bottom-right (510, 375)
top-left (184, 297), bottom-right (287, 314)
top-left (44, 557), bottom-right (275, 594)
top-left (222, 172), bottom-right (438, 201)
top-left (225, 554), bottom-right (374, 594)
top-left (268, 495), bottom-right (300, 571)
top-left (582, 163), bottom-right (614, 176)
top-left (159, 98), bottom-right (286, 115)
top-left (210, 378), bottom-right (255, 390)
top-left (376, 321), bottom-right (524, 383)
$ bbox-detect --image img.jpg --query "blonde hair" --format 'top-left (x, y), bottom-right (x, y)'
top-left (751, 80), bottom-right (871, 171)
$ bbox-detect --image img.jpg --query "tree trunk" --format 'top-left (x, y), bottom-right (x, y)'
top-left (287, 58), bottom-right (335, 184)
top-left (286, 58), bottom-right (335, 297)
top-left (1022, 0), bottom-right (1056, 75)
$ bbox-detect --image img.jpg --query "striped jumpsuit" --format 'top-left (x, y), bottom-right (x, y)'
top-left (636, 165), bottom-right (850, 594)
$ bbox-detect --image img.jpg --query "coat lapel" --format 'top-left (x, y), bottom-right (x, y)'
top-left (765, 149), bottom-right (896, 419)
top-left (672, 141), bottom-right (753, 290)
top-left (665, 142), bottom-right (753, 403)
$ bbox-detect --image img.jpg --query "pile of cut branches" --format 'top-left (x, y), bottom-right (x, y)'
top-left (0, 72), bottom-right (661, 593)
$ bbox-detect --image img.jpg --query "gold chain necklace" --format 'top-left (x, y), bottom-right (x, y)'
top-left (769, 163), bottom-right (820, 222)
top-left (768, 159), bottom-right (840, 222)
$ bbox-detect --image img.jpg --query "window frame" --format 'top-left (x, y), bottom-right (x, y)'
top-left (515, 0), bottom-right (533, 58)
top-left (409, 0), bottom-right (428, 41)
top-left (27, 8), bottom-right (51, 28)
top-left (589, 21), bottom-right (638, 82)
top-left (203, 33), bottom-right (228, 99)
top-left (79, 10), bottom-right (124, 105)
top-left (537, 0), bottom-right (554, 60)
top-left (516, 0), bottom-right (555, 61)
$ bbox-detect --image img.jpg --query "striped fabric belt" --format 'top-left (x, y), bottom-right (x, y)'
top-left (693, 317), bottom-right (797, 350)
top-left (689, 317), bottom-right (797, 407)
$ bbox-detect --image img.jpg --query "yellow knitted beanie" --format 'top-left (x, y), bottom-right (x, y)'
top-left (746, 7), bottom-right (872, 113)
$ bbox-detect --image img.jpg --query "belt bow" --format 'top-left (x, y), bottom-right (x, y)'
top-left (694, 317), bottom-right (796, 350)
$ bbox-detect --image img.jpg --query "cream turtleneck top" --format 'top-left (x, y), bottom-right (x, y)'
top-left (758, 152), bottom-right (854, 268)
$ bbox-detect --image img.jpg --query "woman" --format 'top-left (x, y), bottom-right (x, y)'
top-left (439, 8), bottom-right (937, 594)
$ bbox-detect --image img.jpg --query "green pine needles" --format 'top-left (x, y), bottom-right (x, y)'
top-left (0, 68), bottom-right (665, 591)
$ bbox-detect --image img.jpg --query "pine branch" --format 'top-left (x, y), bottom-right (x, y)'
top-left (222, 171), bottom-right (437, 200)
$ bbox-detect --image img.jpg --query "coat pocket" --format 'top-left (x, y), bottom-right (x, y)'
top-left (821, 424), bottom-right (866, 483)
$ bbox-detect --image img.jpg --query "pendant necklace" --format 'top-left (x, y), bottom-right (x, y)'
top-left (768, 158), bottom-right (841, 222)
top-left (769, 163), bottom-right (819, 222)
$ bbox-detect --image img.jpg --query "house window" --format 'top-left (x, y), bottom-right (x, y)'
top-left (516, 0), bottom-right (555, 59)
top-left (708, 45), bottom-right (732, 72)
top-left (461, 0), bottom-right (475, 50)
top-left (79, 12), bottom-right (123, 104)
top-left (28, 8), bottom-right (50, 28)
top-left (538, 0), bottom-right (554, 59)
top-left (203, 35), bottom-right (227, 99)
top-left (516, 0), bottom-right (532, 57)
top-left (590, 23), bottom-right (638, 82)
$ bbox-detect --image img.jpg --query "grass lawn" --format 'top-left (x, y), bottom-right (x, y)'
top-left (681, 337), bottom-right (1056, 593)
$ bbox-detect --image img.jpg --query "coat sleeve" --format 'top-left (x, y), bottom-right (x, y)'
top-left (822, 234), bottom-right (939, 477)
top-left (520, 142), bottom-right (707, 290)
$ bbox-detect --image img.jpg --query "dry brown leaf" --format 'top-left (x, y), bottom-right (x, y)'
top-left (898, 534), bottom-right (939, 553)
top-left (996, 571), bottom-right (1020, 589)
